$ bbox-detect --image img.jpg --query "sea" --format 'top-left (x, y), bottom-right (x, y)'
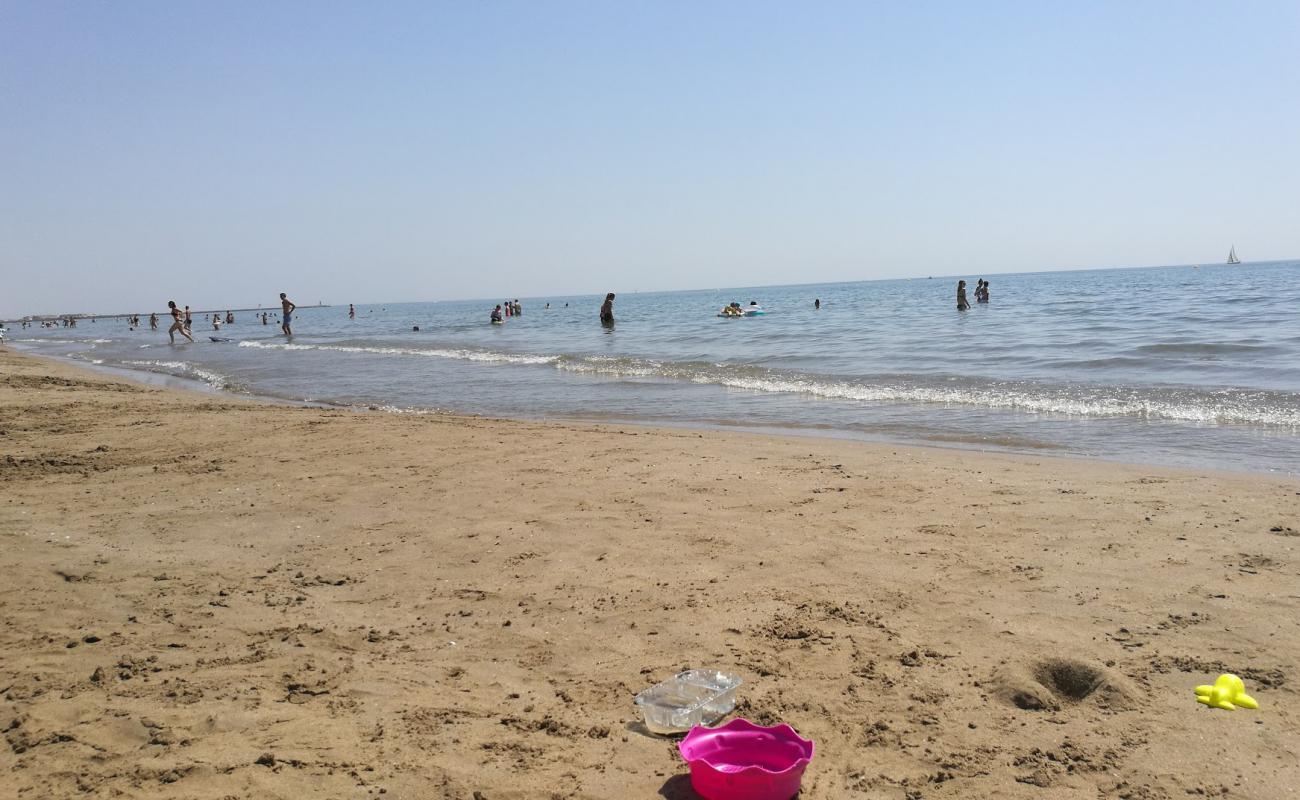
top-left (9, 261), bottom-right (1300, 475)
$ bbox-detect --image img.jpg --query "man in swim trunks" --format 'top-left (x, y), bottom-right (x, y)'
top-left (167, 300), bottom-right (193, 343)
top-left (280, 292), bottom-right (296, 335)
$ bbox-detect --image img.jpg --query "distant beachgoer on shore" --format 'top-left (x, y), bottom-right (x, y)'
top-left (814, 298), bottom-right (820, 310)
top-left (349, 304), bottom-right (355, 319)
top-left (167, 301), bottom-right (193, 344)
top-left (491, 305), bottom-right (503, 323)
top-left (957, 281), bottom-right (970, 311)
top-left (600, 293), bottom-right (615, 325)
top-left (280, 293), bottom-right (296, 335)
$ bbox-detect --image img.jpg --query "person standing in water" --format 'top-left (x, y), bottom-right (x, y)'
top-left (956, 280), bottom-right (970, 311)
top-left (491, 304), bottom-right (503, 323)
top-left (599, 292), bottom-right (615, 325)
top-left (349, 304), bottom-right (356, 319)
top-left (280, 292), bottom-right (296, 335)
top-left (977, 280), bottom-right (990, 303)
top-left (167, 301), bottom-right (194, 343)
top-left (149, 313), bottom-right (158, 330)
top-left (814, 298), bottom-right (821, 310)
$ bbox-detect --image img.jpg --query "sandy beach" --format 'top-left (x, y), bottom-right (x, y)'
top-left (2, 346), bottom-right (1298, 799)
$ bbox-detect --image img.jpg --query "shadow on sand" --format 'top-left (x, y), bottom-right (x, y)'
top-left (658, 775), bottom-right (703, 800)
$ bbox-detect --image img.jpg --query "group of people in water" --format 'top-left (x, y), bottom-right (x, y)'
top-left (158, 293), bottom-right (296, 343)
top-left (15, 283), bottom-right (994, 342)
top-left (956, 279), bottom-right (991, 311)
top-left (718, 301), bottom-right (765, 317)
top-left (20, 318), bottom-right (82, 329)
top-left (492, 293), bottom-right (611, 325)
top-left (484, 284), bottom-right (988, 326)
top-left (490, 299), bottom-right (524, 322)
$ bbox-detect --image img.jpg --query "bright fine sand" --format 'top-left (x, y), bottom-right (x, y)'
top-left (2, 348), bottom-right (1298, 800)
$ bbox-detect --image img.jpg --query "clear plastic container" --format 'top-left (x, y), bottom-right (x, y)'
top-left (634, 669), bottom-right (742, 735)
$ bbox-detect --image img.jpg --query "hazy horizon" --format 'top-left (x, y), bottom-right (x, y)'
top-left (3, 1), bottom-right (1298, 318)
top-left (8, 257), bottom-right (1296, 320)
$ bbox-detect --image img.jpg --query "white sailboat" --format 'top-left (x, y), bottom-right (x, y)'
top-left (1227, 245), bottom-right (1241, 265)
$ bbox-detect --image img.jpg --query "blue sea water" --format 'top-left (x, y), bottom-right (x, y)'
top-left (9, 261), bottom-right (1300, 474)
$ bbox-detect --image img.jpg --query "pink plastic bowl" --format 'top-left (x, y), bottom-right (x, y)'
top-left (678, 718), bottom-right (814, 800)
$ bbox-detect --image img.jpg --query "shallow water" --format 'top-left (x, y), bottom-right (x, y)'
top-left (11, 260), bottom-right (1300, 474)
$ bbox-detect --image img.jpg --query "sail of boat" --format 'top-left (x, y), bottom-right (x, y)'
top-left (1227, 245), bottom-right (1241, 265)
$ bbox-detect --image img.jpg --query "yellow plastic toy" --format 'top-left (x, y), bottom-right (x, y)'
top-left (1194, 674), bottom-right (1258, 711)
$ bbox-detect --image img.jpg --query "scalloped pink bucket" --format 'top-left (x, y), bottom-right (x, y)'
top-left (677, 718), bottom-right (814, 800)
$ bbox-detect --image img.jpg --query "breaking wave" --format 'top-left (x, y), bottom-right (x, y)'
top-left (235, 343), bottom-right (1300, 427)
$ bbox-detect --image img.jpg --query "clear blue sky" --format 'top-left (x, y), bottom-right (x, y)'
top-left (2, 1), bottom-right (1297, 316)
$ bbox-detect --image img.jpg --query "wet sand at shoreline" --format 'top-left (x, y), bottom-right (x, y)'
top-left (2, 347), bottom-right (1298, 799)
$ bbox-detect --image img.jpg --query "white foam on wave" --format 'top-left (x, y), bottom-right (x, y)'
top-left (560, 357), bottom-right (1300, 427)
top-left (721, 376), bottom-right (1300, 427)
top-left (238, 339), bottom-right (558, 365)
top-left (122, 359), bottom-right (228, 389)
top-left (231, 340), bottom-right (1300, 428)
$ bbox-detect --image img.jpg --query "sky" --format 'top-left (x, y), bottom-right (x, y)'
top-left (2, 1), bottom-right (1297, 316)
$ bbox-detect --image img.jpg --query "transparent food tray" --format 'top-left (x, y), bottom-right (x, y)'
top-left (634, 669), bottom-right (742, 735)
